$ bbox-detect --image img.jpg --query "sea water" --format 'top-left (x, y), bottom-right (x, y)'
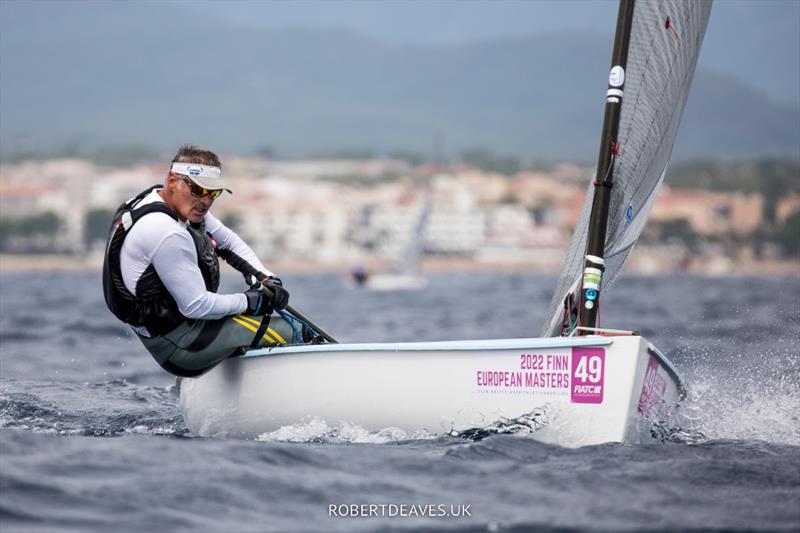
top-left (1, 271), bottom-right (798, 532)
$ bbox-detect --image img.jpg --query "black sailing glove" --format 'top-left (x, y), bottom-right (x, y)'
top-left (243, 277), bottom-right (289, 314)
top-left (245, 270), bottom-right (283, 285)
top-left (263, 275), bottom-right (283, 287)
top-left (264, 279), bottom-right (289, 310)
top-left (244, 288), bottom-right (272, 316)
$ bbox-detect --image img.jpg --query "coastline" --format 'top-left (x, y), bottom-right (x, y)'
top-left (1, 254), bottom-right (797, 277)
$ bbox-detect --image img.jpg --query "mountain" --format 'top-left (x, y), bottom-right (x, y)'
top-left (1, 1), bottom-right (797, 162)
top-left (188, 0), bottom-right (800, 106)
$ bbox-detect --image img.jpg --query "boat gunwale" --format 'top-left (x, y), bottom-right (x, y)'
top-left (646, 343), bottom-right (687, 399)
top-left (243, 335), bottom-right (616, 358)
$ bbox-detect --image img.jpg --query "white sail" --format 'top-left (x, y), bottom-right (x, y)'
top-left (398, 195), bottom-right (430, 275)
top-left (543, 0), bottom-right (713, 336)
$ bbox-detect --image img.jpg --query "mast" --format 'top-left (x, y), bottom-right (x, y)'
top-left (578, 0), bottom-right (636, 332)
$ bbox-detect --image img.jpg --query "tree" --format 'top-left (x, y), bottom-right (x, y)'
top-left (313, 147), bottom-right (375, 160)
top-left (0, 211), bottom-right (63, 252)
top-left (650, 218), bottom-right (701, 251)
top-left (90, 145), bottom-right (159, 166)
top-left (253, 145), bottom-right (276, 159)
top-left (389, 149), bottom-right (426, 166)
top-left (775, 210), bottom-right (800, 258)
top-left (668, 159), bottom-right (800, 228)
top-left (460, 147), bottom-right (520, 176)
top-left (85, 208), bottom-right (115, 245)
top-left (756, 159), bottom-right (798, 227)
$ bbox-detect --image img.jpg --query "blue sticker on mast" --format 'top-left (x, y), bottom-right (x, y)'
top-left (623, 203), bottom-right (634, 230)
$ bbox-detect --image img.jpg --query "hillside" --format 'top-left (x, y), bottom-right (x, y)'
top-left (1, 1), bottom-right (797, 161)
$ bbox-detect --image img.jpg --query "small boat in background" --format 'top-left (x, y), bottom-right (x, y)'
top-left (361, 273), bottom-right (428, 291)
top-left (351, 195), bottom-right (430, 291)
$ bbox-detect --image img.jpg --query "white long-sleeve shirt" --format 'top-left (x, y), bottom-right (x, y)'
top-left (120, 189), bottom-right (273, 327)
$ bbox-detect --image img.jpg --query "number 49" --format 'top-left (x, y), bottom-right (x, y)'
top-left (575, 355), bottom-right (602, 383)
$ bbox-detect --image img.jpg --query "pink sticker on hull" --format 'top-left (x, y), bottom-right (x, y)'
top-left (638, 356), bottom-right (667, 415)
top-left (570, 347), bottom-right (605, 404)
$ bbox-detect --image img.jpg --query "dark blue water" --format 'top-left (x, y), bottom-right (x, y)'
top-left (1, 271), bottom-right (799, 532)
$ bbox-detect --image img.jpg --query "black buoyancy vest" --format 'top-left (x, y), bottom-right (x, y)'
top-left (102, 185), bottom-right (221, 336)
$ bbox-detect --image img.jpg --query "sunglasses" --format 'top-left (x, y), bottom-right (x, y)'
top-left (176, 175), bottom-right (223, 200)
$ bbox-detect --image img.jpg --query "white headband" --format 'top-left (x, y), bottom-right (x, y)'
top-left (171, 163), bottom-right (221, 179)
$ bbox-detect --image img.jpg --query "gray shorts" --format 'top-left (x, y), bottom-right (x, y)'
top-left (138, 313), bottom-right (301, 377)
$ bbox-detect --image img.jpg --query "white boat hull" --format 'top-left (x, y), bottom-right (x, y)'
top-left (179, 335), bottom-right (683, 447)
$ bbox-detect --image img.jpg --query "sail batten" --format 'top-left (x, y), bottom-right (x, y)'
top-left (543, 0), bottom-right (712, 337)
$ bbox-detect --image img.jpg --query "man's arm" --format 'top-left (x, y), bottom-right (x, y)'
top-left (151, 232), bottom-right (248, 319)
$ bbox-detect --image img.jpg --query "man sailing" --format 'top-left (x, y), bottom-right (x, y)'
top-left (103, 145), bottom-right (308, 377)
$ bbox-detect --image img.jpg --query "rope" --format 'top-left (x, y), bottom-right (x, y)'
top-left (276, 308), bottom-right (310, 344)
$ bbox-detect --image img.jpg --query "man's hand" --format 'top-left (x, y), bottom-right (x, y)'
top-left (264, 275), bottom-right (282, 286)
top-left (263, 279), bottom-right (289, 310)
top-left (244, 288), bottom-right (271, 316)
top-left (243, 277), bottom-right (289, 315)
top-left (250, 273), bottom-right (283, 286)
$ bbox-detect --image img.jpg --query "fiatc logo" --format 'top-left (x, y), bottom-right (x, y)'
top-left (571, 347), bottom-right (605, 404)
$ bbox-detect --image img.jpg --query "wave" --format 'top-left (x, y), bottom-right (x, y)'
top-left (669, 347), bottom-right (800, 446)
top-left (256, 418), bottom-right (438, 444)
top-left (0, 380), bottom-right (190, 438)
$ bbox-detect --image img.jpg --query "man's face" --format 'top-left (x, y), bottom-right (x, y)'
top-left (166, 173), bottom-right (217, 223)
